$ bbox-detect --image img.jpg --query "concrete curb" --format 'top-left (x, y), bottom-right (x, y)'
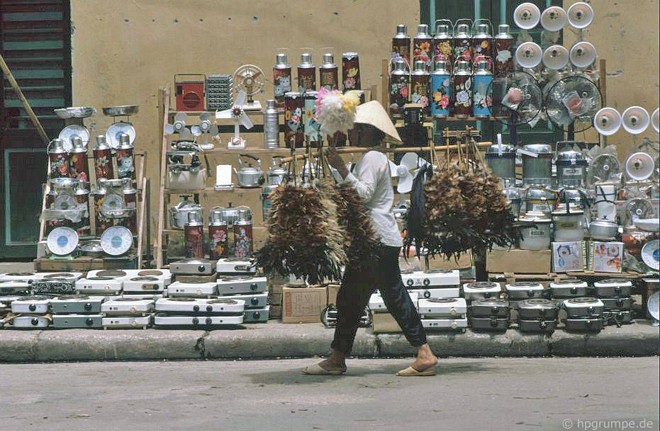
top-left (0, 321), bottom-right (657, 362)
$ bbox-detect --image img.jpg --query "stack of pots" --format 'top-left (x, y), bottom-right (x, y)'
top-left (517, 298), bottom-right (559, 333)
top-left (463, 281), bottom-right (509, 331)
top-left (505, 281), bottom-right (546, 321)
top-left (594, 278), bottom-right (635, 326)
top-left (562, 297), bottom-right (605, 333)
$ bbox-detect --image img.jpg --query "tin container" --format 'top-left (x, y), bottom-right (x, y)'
top-left (413, 24), bottom-right (432, 71)
top-left (69, 137), bottom-right (89, 183)
top-left (297, 52), bottom-right (316, 91)
top-left (430, 60), bottom-right (451, 118)
top-left (485, 144), bottom-right (516, 184)
top-left (184, 211), bottom-right (205, 259)
top-left (473, 60), bottom-right (492, 118)
top-left (48, 138), bottom-right (70, 178)
top-left (121, 178), bottom-right (138, 234)
top-left (74, 181), bottom-right (91, 237)
top-left (93, 135), bottom-right (114, 180)
top-left (472, 21), bottom-right (493, 68)
top-left (320, 53), bottom-right (339, 91)
top-left (432, 20), bottom-right (453, 70)
top-left (341, 52), bottom-right (361, 91)
top-left (233, 207), bottom-right (253, 259)
top-left (524, 187), bottom-right (557, 216)
top-left (392, 24), bottom-right (411, 67)
top-left (494, 24), bottom-right (514, 75)
top-left (263, 99), bottom-right (280, 149)
top-left (522, 144), bottom-right (553, 187)
top-left (116, 133), bottom-right (135, 180)
top-left (389, 59), bottom-right (410, 119)
top-left (556, 149), bottom-right (588, 188)
top-left (519, 211), bottom-right (552, 250)
top-left (453, 60), bottom-right (472, 119)
top-left (273, 53), bottom-right (292, 110)
top-left (208, 208), bottom-right (229, 260)
top-left (92, 179), bottom-right (112, 236)
top-left (411, 60), bottom-right (430, 116)
top-left (303, 90), bottom-right (320, 143)
top-left (453, 21), bottom-right (473, 64)
top-left (284, 91), bottom-right (304, 148)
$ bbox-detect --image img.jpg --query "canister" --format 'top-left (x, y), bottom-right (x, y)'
top-left (389, 59), bottom-right (410, 119)
top-left (503, 187), bottom-right (522, 219)
top-left (93, 135), bottom-right (114, 180)
top-left (391, 24), bottom-right (411, 66)
top-left (303, 90), bottom-right (320, 143)
top-left (413, 24), bottom-right (432, 70)
top-left (263, 99), bottom-right (280, 149)
top-left (411, 60), bottom-right (430, 116)
top-left (92, 179), bottom-right (112, 236)
top-left (273, 53), bottom-right (292, 110)
top-left (74, 181), bottom-right (91, 237)
top-left (453, 60), bottom-right (472, 119)
top-left (494, 24), bottom-right (514, 74)
top-left (430, 60), bottom-right (451, 118)
top-left (48, 138), bottom-right (70, 179)
top-left (284, 91), bottom-right (304, 148)
top-left (208, 207), bottom-right (229, 260)
top-left (485, 144), bottom-right (516, 184)
top-left (519, 211), bottom-right (552, 250)
top-left (524, 187), bottom-right (557, 216)
top-left (184, 211), bottom-right (205, 259)
top-left (120, 178), bottom-right (138, 234)
top-left (319, 53), bottom-right (339, 91)
top-left (453, 21), bottom-right (473, 64)
top-left (297, 52), bottom-right (316, 91)
top-left (233, 206), bottom-right (253, 258)
top-left (472, 59), bottom-right (492, 119)
top-left (472, 21), bottom-right (493, 68)
top-left (69, 136), bottom-right (89, 183)
top-left (522, 144), bottom-right (553, 187)
top-left (116, 133), bottom-right (135, 181)
top-left (556, 148), bottom-right (588, 188)
top-left (341, 52), bottom-right (361, 91)
top-left (432, 20), bottom-right (453, 69)
top-left (552, 207), bottom-right (585, 242)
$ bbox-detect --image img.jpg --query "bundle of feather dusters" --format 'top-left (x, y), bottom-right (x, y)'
top-left (256, 179), bottom-right (379, 283)
top-left (405, 162), bottom-right (519, 261)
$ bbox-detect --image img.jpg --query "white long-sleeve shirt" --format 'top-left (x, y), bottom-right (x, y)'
top-left (340, 150), bottom-right (403, 247)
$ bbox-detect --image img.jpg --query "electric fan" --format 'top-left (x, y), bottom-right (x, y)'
top-left (487, 71), bottom-right (542, 145)
top-left (624, 197), bottom-right (656, 226)
top-left (593, 107), bottom-right (622, 136)
top-left (652, 108), bottom-right (659, 133)
top-left (388, 152), bottom-right (429, 194)
top-left (164, 112), bottom-right (193, 141)
top-left (215, 90), bottom-right (254, 150)
top-left (625, 152), bottom-right (655, 181)
top-left (588, 154), bottom-right (620, 184)
top-left (190, 112), bottom-right (219, 150)
top-left (544, 74), bottom-right (602, 133)
top-left (233, 64), bottom-right (265, 110)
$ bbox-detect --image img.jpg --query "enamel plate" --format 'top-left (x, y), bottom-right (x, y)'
top-left (100, 226), bottom-right (133, 256)
top-left (641, 239), bottom-right (659, 271)
top-left (106, 122), bottom-right (136, 149)
top-left (58, 125), bottom-right (90, 152)
top-left (47, 227), bottom-right (79, 256)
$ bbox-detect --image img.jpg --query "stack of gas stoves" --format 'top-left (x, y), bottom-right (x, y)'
top-left (404, 269), bottom-right (465, 331)
top-left (464, 281), bottom-right (509, 332)
top-left (215, 257), bottom-right (269, 323)
top-left (594, 279), bottom-right (635, 327)
top-left (0, 272), bottom-right (39, 329)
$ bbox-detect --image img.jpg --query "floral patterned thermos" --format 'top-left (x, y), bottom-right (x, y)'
top-left (494, 24), bottom-right (514, 75)
top-left (341, 52), bottom-right (361, 91)
top-left (432, 20), bottom-right (453, 71)
top-left (453, 60), bottom-right (472, 119)
top-left (411, 60), bottom-right (430, 116)
top-left (431, 60), bottom-right (451, 118)
top-left (389, 59), bottom-right (410, 119)
top-left (473, 59), bottom-right (493, 119)
top-left (273, 53), bottom-right (292, 110)
top-left (413, 24), bottom-right (432, 71)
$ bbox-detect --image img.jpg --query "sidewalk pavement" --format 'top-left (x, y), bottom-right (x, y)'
top-left (1, 320), bottom-right (658, 363)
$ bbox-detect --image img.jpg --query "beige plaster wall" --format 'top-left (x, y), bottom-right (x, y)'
top-left (71, 0), bottom-right (658, 246)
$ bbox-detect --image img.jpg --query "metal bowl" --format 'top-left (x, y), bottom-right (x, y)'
top-left (102, 105), bottom-right (139, 116)
top-left (54, 107), bottom-right (97, 119)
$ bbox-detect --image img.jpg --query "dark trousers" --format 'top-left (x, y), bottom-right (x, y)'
top-left (331, 245), bottom-right (428, 354)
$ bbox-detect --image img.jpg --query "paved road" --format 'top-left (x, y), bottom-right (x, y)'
top-left (1, 357), bottom-right (658, 431)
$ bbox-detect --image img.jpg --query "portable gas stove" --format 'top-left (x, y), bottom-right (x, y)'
top-left (243, 306), bottom-right (270, 323)
top-left (166, 281), bottom-right (218, 298)
top-left (421, 317), bottom-right (468, 330)
top-left (11, 315), bottom-right (51, 329)
top-left (462, 281), bottom-right (502, 301)
top-left (53, 314), bottom-right (103, 329)
top-left (101, 297), bottom-right (155, 316)
top-left (75, 276), bottom-right (124, 295)
top-left (11, 296), bottom-right (50, 314)
top-left (219, 292), bottom-right (268, 309)
top-left (50, 295), bottom-right (106, 314)
top-left (153, 313), bottom-right (243, 327)
top-left (216, 257), bottom-right (256, 275)
top-left (87, 269), bottom-right (130, 279)
top-left (368, 291), bottom-right (418, 311)
top-left (122, 276), bottom-right (169, 294)
top-left (216, 275), bottom-right (267, 295)
top-left (30, 279), bottom-right (77, 296)
top-left (0, 280), bottom-right (31, 295)
top-left (505, 282), bottom-right (546, 300)
top-left (418, 297), bottom-right (467, 318)
top-left (36, 272), bottom-right (84, 281)
top-left (170, 259), bottom-right (217, 275)
top-left (102, 315), bottom-right (152, 329)
top-left (155, 297), bottom-right (245, 314)
top-left (400, 269), bottom-right (460, 287)
top-left (550, 279), bottom-right (589, 298)
top-left (0, 272), bottom-right (39, 282)
top-left (409, 286), bottom-right (461, 299)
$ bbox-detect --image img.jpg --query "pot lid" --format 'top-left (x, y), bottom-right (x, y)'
top-left (557, 150), bottom-right (585, 161)
top-left (593, 278), bottom-right (633, 288)
top-left (486, 144), bottom-right (516, 154)
top-left (520, 212), bottom-right (551, 223)
top-left (471, 298), bottom-right (509, 307)
top-left (523, 144), bottom-right (552, 154)
top-left (590, 219), bottom-right (618, 228)
top-left (550, 278), bottom-right (587, 288)
top-left (565, 297), bottom-right (602, 305)
top-left (80, 240), bottom-right (103, 253)
top-left (506, 282), bottom-right (544, 290)
top-left (465, 281), bottom-right (500, 290)
top-left (425, 298), bottom-right (461, 304)
top-left (518, 298), bottom-right (557, 309)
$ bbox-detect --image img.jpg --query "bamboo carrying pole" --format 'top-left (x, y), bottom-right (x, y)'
top-left (0, 52), bottom-right (50, 145)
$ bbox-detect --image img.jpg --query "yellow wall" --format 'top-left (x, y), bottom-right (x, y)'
top-left (71, 0), bottom-right (659, 247)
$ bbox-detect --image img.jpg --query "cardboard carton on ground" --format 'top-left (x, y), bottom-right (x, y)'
top-left (423, 250), bottom-right (473, 271)
top-left (282, 286), bottom-right (327, 323)
top-left (486, 249), bottom-right (552, 274)
top-left (371, 312), bottom-right (402, 333)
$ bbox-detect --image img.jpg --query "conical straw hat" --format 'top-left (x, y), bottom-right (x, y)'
top-left (354, 101), bottom-right (402, 144)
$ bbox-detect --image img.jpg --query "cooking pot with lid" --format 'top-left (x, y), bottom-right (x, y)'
top-left (589, 218), bottom-right (619, 240)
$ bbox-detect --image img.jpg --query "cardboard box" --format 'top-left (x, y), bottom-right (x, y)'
top-left (282, 286), bottom-right (327, 323)
top-left (552, 241), bottom-right (586, 272)
top-left (327, 283), bottom-right (340, 305)
top-left (589, 241), bottom-right (623, 273)
top-left (423, 250), bottom-right (473, 271)
top-left (371, 312), bottom-right (402, 333)
top-left (486, 249), bottom-right (552, 274)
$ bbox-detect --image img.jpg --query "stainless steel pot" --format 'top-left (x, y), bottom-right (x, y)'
top-left (589, 218), bottom-right (618, 240)
top-left (563, 297), bottom-right (604, 318)
top-left (593, 279), bottom-right (633, 298)
top-left (517, 298), bottom-right (559, 320)
top-left (550, 278), bottom-right (589, 298)
top-left (469, 298), bottom-right (510, 318)
top-left (235, 154), bottom-right (265, 188)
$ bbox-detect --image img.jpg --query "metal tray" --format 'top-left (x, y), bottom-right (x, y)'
top-left (102, 105), bottom-right (139, 117)
top-left (54, 106), bottom-right (96, 119)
